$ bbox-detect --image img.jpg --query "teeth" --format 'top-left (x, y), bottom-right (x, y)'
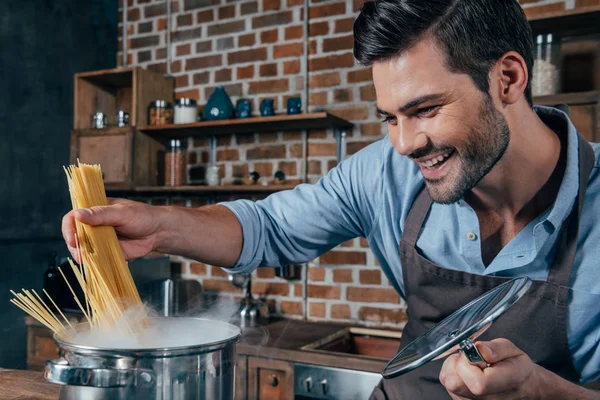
top-left (421, 151), bottom-right (452, 168)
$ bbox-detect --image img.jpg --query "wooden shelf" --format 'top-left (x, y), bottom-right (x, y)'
top-left (137, 112), bottom-right (353, 142)
top-left (528, 6), bottom-right (600, 37)
top-left (533, 91), bottom-right (599, 106)
top-left (106, 184), bottom-right (298, 196)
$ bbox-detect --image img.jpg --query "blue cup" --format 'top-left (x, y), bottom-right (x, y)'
top-left (260, 99), bottom-right (275, 117)
top-left (286, 97), bottom-right (302, 115)
top-left (236, 99), bottom-right (252, 119)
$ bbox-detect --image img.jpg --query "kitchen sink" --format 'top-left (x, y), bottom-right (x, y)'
top-left (301, 327), bottom-right (402, 360)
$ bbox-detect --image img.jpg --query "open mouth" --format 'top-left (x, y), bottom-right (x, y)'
top-left (418, 149), bottom-right (455, 170)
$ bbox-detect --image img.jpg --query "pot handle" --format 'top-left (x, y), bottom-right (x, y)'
top-left (44, 358), bottom-right (155, 388)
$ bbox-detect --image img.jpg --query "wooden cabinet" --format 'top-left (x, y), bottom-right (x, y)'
top-left (235, 355), bottom-right (248, 400)
top-left (570, 103), bottom-right (597, 142)
top-left (26, 326), bottom-right (59, 372)
top-left (247, 357), bottom-right (294, 400)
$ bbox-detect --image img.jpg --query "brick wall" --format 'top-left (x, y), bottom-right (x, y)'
top-left (117, 0), bottom-right (594, 328)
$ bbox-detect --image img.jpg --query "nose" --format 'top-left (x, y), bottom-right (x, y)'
top-left (390, 118), bottom-right (428, 156)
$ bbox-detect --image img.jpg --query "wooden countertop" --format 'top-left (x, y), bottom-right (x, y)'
top-left (0, 368), bottom-right (58, 400)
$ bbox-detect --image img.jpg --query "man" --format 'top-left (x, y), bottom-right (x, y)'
top-left (62, 0), bottom-right (600, 398)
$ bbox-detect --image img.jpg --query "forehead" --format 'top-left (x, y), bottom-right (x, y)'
top-left (372, 38), bottom-right (471, 109)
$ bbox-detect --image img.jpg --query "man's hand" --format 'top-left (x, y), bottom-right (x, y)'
top-left (440, 338), bottom-right (539, 399)
top-left (62, 198), bottom-right (165, 262)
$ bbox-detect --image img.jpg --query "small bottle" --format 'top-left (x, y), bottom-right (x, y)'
top-left (165, 139), bottom-right (187, 187)
top-left (532, 34), bottom-right (561, 96)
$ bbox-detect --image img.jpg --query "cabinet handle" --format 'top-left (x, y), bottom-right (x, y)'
top-left (268, 374), bottom-right (279, 387)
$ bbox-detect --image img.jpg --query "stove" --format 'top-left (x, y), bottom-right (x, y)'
top-left (294, 363), bottom-right (382, 400)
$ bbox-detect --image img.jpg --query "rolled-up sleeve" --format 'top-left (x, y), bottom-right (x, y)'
top-left (219, 139), bottom-right (384, 274)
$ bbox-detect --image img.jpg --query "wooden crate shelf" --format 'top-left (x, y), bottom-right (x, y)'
top-left (106, 184), bottom-right (298, 197)
top-left (528, 6), bottom-right (600, 37)
top-left (533, 91), bottom-right (599, 106)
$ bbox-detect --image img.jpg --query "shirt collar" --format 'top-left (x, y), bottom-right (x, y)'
top-left (533, 105), bottom-right (580, 230)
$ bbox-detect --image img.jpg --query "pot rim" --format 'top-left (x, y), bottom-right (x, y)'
top-left (54, 317), bottom-right (241, 357)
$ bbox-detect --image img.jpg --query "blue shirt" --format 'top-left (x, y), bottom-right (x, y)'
top-left (221, 106), bottom-right (600, 383)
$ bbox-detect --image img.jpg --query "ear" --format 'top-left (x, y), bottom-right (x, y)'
top-left (491, 51), bottom-right (528, 107)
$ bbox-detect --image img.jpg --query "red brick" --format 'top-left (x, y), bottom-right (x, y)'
top-left (260, 29), bottom-right (279, 44)
top-left (184, 0), bottom-right (218, 10)
top-left (171, 27), bottom-right (203, 42)
top-left (360, 85), bottom-right (376, 101)
top-left (252, 282), bottom-right (289, 296)
top-left (347, 287), bottom-right (400, 303)
top-left (359, 237), bottom-right (369, 247)
top-left (171, 60), bottom-right (182, 73)
top-left (331, 304), bottom-right (351, 319)
top-left (193, 71), bottom-right (210, 85)
top-left (264, 0), bottom-right (281, 11)
top-left (176, 88), bottom-right (200, 101)
top-left (249, 78), bottom-right (289, 94)
top-left (215, 68), bottom-right (232, 82)
top-left (237, 65), bottom-right (255, 79)
top-left (144, 3), bottom-right (166, 18)
top-left (323, 34), bottom-right (354, 53)
top-left (359, 269), bottom-right (381, 285)
top-left (281, 301), bottom-right (303, 315)
top-left (274, 42), bottom-right (304, 58)
top-left (196, 40), bottom-right (212, 53)
top-left (310, 40), bottom-right (317, 55)
top-left (176, 43), bottom-right (191, 56)
top-left (241, 1), bottom-right (258, 15)
top-left (522, 2), bottom-right (565, 18)
top-left (155, 47), bottom-right (166, 60)
top-left (307, 285), bottom-right (341, 299)
top-left (308, 267), bottom-right (326, 282)
top-left (575, 0), bottom-right (600, 6)
top-left (308, 129), bottom-right (327, 139)
top-left (334, 88), bottom-right (353, 103)
top-left (285, 25), bottom-right (304, 40)
top-left (347, 140), bottom-right (376, 155)
top-left (309, 2), bottom-right (345, 18)
top-left (277, 161), bottom-right (297, 176)
top-left (186, 54), bottom-right (222, 70)
top-left (247, 145), bottom-right (286, 160)
top-left (208, 20), bottom-right (245, 36)
top-left (309, 72), bottom-right (341, 88)
top-left (333, 268), bottom-right (353, 283)
top-left (347, 68), bottom-right (372, 83)
top-left (308, 142), bottom-right (335, 157)
top-left (256, 268), bottom-right (276, 278)
top-left (289, 144), bottom-right (303, 157)
top-left (148, 62), bottom-right (166, 74)
top-left (283, 60), bottom-right (301, 75)
top-left (340, 239), bottom-right (354, 247)
top-left (310, 53), bottom-right (355, 71)
top-left (258, 132), bottom-right (278, 143)
top-left (321, 250), bottom-right (366, 265)
top-left (228, 48), bottom-right (268, 64)
top-left (252, 11), bottom-right (293, 29)
top-left (217, 149), bottom-right (239, 161)
top-left (137, 50), bottom-right (151, 63)
top-left (287, 0), bottom-right (303, 5)
top-left (232, 164), bottom-right (250, 178)
top-left (309, 21), bottom-right (329, 36)
top-left (203, 279), bottom-right (239, 293)
top-left (127, 7), bottom-right (140, 21)
top-left (175, 74), bottom-right (189, 88)
top-left (307, 160), bottom-right (322, 175)
top-left (239, 33), bottom-right (256, 47)
top-left (361, 123), bottom-right (383, 137)
top-left (177, 13), bottom-right (193, 26)
top-left (253, 162), bottom-right (273, 176)
top-left (259, 63), bottom-right (278, 77)
top-left (358, 307), bottom-right (408, 324)
top-left (189, 263), bottom-right (207, 275)
top-left (157, 17), bottom-right (167, 30)
top-left (138, 21), bottom-right (153, 34)
top-left (210, 266), bottom-right (229, 277)
top-left (217, 136), bottom-right (231, 147)
top-left (197, 9), bottom-right (213, 23)
top-left (334, 17), bottom-right (354, 33)
top-left (130, 35), bottom-right (159, 49)
top-left (309, 91), bottom-right (328, 106)
top-left (294, 283), bottom-right (303, 297)
top-left (328, 105), bottom-right (369, 121)
top-left (353, 0), bottom-right (366, 12)
top-left (218, 5), bottom-right (236, 19)
top-left (310, 302), bottom-right (326, 317)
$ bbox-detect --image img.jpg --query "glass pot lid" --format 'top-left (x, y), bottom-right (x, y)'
top-left (382, 277), bottom-right (532, 379)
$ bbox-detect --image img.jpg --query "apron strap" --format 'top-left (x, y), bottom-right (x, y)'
top-left (547, 135), bottom-right (595, 286)
top-left (401, 184), bottom-right (432, 247)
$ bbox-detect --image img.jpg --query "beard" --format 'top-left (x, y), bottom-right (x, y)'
top-left (422, 96), bottom-right (510, 204)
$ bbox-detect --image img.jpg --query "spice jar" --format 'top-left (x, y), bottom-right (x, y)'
top-left (116, 110), bottom-right (130, 127)
top-left (148, 100), bottom-right (174, 126)
top-left (174, 98), bottom-right (198, 124)
top-left (532, 34), bottom-right (561, 96)
top-left (165, 139), bottom-right (186, 187)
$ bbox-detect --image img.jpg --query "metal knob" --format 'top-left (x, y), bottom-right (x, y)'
top-left (320, 378), bottom-right (328, 395)
top-left (303, 376), bottom-right (313, 392)
top-left (268, 374), bottom-right (279, 387)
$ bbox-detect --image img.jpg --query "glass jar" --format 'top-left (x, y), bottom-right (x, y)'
top-left (532, 34), bottom-right (561, 96)
top-left (148, 100), bottom-right (174, 126)
top-left (165, 139), bottom-right (186, 187)
top-left (205, 166), bottom-right (221, 186)
top-left (174, 98), bottom-right (198, 124)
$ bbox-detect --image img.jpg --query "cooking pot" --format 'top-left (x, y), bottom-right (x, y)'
top-left (44, 317), bottom-right (241, 400)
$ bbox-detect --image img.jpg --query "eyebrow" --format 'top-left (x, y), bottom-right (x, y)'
top-left (377, 93), bottom-right (445, 116)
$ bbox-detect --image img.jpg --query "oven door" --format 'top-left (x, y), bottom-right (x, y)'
top-left (294, 363), bottom-right (382, 400)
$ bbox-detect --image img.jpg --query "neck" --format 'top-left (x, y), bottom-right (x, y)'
top-left (466, 102), bottom-right (562, 220)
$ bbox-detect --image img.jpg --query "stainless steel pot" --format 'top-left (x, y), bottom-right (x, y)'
top-left (44, 317), bottom-right (241, 400)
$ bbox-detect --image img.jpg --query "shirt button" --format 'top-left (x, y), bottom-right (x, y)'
top-left (467, 232), bottom-right (478, 241)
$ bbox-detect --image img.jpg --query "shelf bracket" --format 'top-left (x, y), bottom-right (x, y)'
top-left (335, 129), bottom-right (347, 165)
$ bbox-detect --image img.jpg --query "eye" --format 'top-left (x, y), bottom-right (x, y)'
top-left (415, 105), bottom-right (439, 117)
top-left (381, 115), bottom-right (397, 124)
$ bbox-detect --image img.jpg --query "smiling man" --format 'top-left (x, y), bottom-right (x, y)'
top-left (62, 0), bottom-right (600, 398)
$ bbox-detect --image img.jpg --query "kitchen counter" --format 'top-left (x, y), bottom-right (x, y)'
top-left (0, 368), bottom-right (59, 400)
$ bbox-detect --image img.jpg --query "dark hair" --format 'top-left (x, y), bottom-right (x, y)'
top-left (354, 0), bottom-right (534, 107)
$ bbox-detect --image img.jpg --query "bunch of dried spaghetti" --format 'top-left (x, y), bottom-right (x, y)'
top-left (10, 163), bottom-right (146, 340)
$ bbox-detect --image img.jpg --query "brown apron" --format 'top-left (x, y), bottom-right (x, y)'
top-left (370, 134), bottom-right (595, 399)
